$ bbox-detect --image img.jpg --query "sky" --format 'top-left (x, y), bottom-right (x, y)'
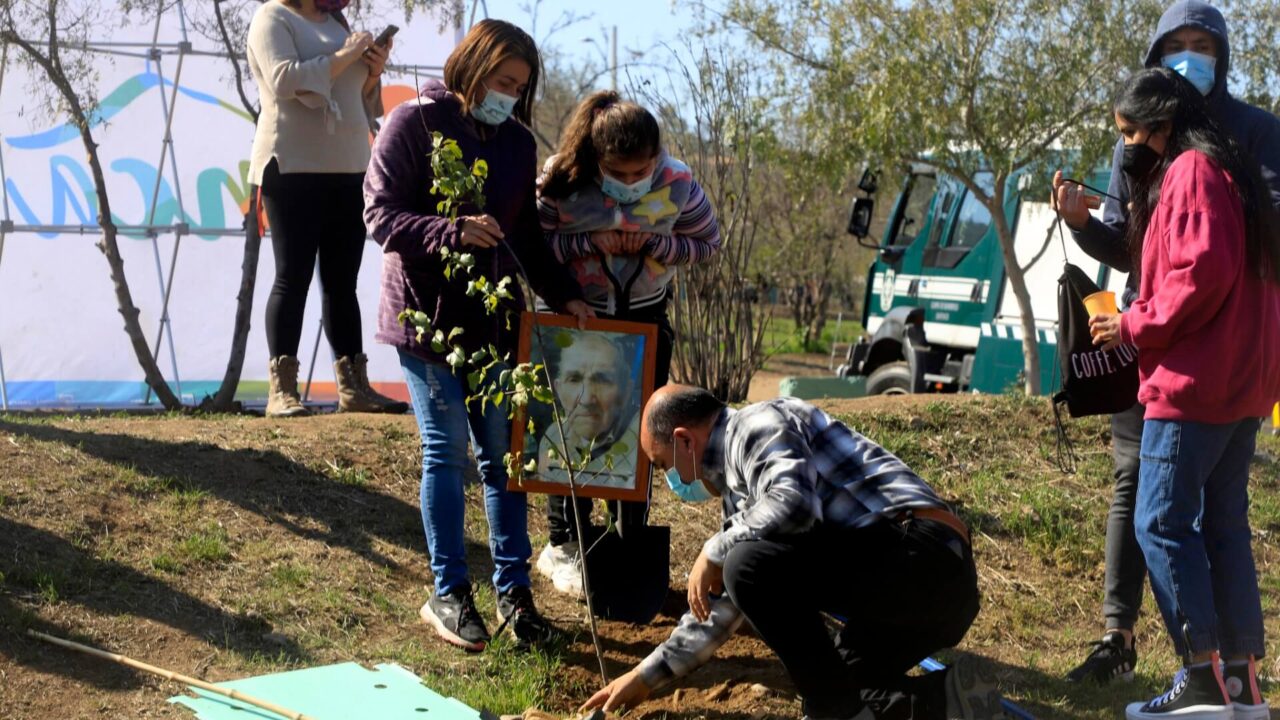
top-left (473, 0), bottom-right (709, 74)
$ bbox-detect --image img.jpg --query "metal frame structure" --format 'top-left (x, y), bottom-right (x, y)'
top-left (0, 1), bottom-right (444, 410)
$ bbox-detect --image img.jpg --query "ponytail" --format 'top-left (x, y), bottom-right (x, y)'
top-left (541, 90), bottom-right (661, 199)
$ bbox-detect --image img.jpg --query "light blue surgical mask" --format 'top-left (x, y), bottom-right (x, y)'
top-left (600, 170), bottom-right (654, 204)
top-left (471, 87), bottom-right (519, 125)
top-left (1162, 50), bottom-right (1217, 96)
top-left (666, 467), bottom-right (714, 503)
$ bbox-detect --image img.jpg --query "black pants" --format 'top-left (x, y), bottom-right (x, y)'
top-left (1103, 402), bottom-right (1147, 631)
top-left (723, 518), bottom-right (980, 719)
top-left (546, 304), bottom-right (675, 545)
top-left (260, 158), bottom-right (367, 359)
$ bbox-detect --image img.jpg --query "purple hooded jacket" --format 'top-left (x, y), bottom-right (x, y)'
top-left (364, 80), bottom-right (583, 363)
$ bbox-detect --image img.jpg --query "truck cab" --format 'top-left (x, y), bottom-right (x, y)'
top-left (837, 164), bottom-right (1124, 396)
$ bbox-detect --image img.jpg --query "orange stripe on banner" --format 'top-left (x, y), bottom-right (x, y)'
top-left (304, 383), bottom-right (411, 403)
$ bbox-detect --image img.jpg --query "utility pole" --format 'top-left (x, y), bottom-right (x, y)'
top-left (610, 25), bottom-right (617, 90)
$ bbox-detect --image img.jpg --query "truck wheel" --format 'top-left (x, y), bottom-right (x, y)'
top-left (866, 361), bottom-right (911, 396)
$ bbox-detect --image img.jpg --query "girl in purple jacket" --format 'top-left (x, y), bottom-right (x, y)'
top-left (363, 19), bottom-right (591, 653)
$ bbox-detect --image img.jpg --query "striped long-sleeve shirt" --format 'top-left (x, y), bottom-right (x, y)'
top-left (536, 153), bottom-right (721, 314)
top-left (636, 398), bottom-right (952, 690)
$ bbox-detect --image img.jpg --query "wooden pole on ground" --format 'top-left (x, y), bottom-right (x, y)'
top-left (26, 630), bottom-right (315, 720)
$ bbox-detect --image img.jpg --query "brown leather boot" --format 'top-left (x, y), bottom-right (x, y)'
top-left (266, 356), bottom-right (310, 418)
top-left (334, 354), bottom-right (409, 414)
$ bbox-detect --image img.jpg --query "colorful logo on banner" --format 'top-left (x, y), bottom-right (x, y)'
top-left (3, 66), bottom-right (418, 239)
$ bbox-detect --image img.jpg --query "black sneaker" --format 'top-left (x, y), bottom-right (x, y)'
top-left (1125, 662), bottom-right (1231, 720)
top-left (1066, 631), bottom-right (1137, 684)
top-left (1224, 657), bottom-right (1270, 720)
top-left (496, 585), bottom-right (557, 648)
top-left (420, 584), bottom-right (489, 652)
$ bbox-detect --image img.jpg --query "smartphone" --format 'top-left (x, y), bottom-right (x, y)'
top-left (373, 24), bottom-right (399, 47)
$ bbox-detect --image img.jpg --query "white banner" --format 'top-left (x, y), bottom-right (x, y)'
top-left (0, 1), bottom-right (459, 408)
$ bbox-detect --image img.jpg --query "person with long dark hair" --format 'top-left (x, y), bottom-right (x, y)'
top-left (1050, 1), bottom-right (1280, 687)
top-left (363, 19), bottom-right (593, 652)
top-left (1091, 67), bottom-right (1280, 720)
top-left (533, 90), bottom-right (720, 598)
top-left (247, 0), bottom-right (406, 416)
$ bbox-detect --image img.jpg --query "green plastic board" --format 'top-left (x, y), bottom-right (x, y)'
top-left (168, 662), bottom-right (484, 720)
top-left (778, 375), bottom-right (868, 400)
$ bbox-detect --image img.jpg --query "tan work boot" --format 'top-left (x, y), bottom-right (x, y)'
top-left (334, 354), bottom-right (409, 413)
top-left (267, 356), bottom-right (310, 418)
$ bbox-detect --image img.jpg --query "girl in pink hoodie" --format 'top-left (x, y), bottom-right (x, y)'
top-left (1091, 68), bottom-right (1280, 720)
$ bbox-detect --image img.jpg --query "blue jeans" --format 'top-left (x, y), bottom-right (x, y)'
top-left (399, 350), bottom-right (531, 597)
top-left (1136, 417), bottom-right (1266, 659)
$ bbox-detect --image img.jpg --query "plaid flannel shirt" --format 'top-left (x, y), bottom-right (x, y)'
top-left (637, 397), bottom-right (952, 690)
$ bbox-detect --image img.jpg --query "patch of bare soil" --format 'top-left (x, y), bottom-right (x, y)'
top-left (748, 353), bottom-right (834, 403)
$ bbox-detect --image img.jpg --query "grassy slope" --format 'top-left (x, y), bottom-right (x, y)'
top-left (1, 395), bottom-right (1277, 719)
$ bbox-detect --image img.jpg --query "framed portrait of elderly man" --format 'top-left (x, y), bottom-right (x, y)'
top-left (508, 312), bottom-right (658, 502)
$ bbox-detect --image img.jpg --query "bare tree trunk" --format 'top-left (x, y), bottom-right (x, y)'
top-left (990, 188), bottom-right (1042, 395)
top-left (203, 0), bottom-right (262, 412)
top-left (4, 17), bottom-right (182, 410)
top-left (808, 278), bottom-right (833, 350)
top-left (206, 189), bottom-right (262, 411)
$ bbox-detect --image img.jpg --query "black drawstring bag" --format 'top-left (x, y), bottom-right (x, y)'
top-left (1053, 263), bottom-right (1139, 417)
top-left (1048, 182), bottom-right (1140, 471)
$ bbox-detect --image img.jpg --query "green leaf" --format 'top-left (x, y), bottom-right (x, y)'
top-left (554, 331), bottom-right (575, 349)
top-left (499, 369), bottom-right (513, 387)
top-left (448, 327), bottom-right (465, 342)
top-left (526, 418), bottom-right (535, 434)
top-left (523, 459), bottom-right (538, 474)
top-left (466, 371), bottom-right (482, 392)
top-left (532, 386), bottom-right (555, 405)
top-left (470, 350), bottom-right (487, 365)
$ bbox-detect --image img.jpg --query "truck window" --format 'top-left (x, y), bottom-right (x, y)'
top-left (925, 185), bottom-right (956, 248)
top-left (949, 183), bottom-right (993, 250)
top-left (892, 174), bottom-right (937, 246)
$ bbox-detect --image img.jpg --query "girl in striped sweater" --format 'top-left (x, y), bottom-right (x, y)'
top-left (535, 90), bottom-right (721, 599)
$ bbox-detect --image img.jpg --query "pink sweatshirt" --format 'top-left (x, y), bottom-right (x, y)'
top-left (1120, 150), bottom-right (1280, 423)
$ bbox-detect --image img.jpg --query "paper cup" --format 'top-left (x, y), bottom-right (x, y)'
top-left (1083, 290), bottom-right (1117, 317)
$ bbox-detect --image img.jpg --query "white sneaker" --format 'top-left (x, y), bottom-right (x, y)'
top-left (536, 541), bottom-right (584, 599)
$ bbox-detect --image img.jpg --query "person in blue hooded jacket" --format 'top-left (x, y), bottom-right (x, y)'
top-left (1050, 0), bottom-right (1279, 712)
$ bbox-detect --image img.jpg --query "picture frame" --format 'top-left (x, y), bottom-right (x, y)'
top-left (508, 312), bottom-right (659, 502)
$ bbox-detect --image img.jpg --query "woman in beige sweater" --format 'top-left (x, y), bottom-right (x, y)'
top-left (246, 0), bottom-right (404, 416)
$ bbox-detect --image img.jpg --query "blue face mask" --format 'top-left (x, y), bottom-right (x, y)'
top-left (666, 467), bottom-right (714, 503)
top-left (471, 87), bottom-right (519, 125)
top-left (1162, 50), bottom-right (1216, 96)
top-left (600, 169), bottom-right (654, 204)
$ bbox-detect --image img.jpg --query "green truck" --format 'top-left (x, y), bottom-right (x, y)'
top-left (785, 164), bottom-right (1122, 399)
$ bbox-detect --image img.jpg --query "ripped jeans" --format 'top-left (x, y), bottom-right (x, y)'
top-left (398, 350), bottom-right (531, 597)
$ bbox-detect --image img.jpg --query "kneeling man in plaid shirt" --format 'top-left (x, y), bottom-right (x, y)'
top-left (583, 384), bottom-right (1007, 720)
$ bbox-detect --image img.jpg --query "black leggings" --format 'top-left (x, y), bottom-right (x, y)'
top-left (546, 305), bottom-right (675, 545)
top-left (261, 158), bottom-right (367, 359)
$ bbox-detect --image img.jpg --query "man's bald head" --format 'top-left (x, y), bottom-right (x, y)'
top-left (642, 384), bottom-right (724, 450)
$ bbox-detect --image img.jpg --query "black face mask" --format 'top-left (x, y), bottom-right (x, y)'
top-left (1121, 142), bottom-right (1161, 182)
